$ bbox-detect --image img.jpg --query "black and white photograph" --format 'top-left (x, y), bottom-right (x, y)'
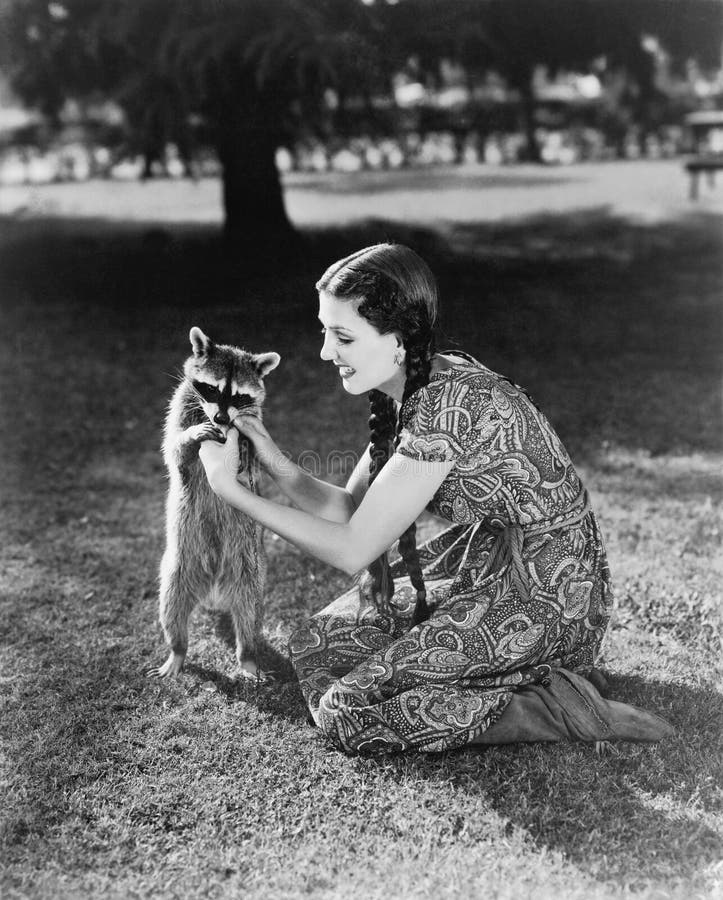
top-left (1, 1), bottom-right (721, 898)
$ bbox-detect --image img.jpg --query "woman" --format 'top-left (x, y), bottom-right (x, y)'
top-left (199, 243), bottom-right (672, 755)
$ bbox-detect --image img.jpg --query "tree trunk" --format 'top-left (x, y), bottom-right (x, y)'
top-left (215, 120), bottom-right (298, 252)
top-left (516, 74), bottom-right (542, 163)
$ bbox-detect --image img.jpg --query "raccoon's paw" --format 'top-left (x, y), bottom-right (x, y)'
top-left (184, 423), bottom-right (226, 445)
top-left (238, 657), bottom-right (259, 679)
top-left (238, 657), bottom-right (276, 683)
top-left (146, 651), bottom-right (186, 679)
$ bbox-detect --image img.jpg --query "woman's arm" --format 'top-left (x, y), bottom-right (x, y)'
top-left (200, 430), bottom-right (453, 575)
top-left (234, 415), bottom-right (361, 523)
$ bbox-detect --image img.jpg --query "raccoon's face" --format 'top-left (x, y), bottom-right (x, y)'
top-left (183, 326), bottom-right (280, 433)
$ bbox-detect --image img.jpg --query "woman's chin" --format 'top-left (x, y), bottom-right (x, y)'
top-left (341, 378), bottom-right (364, 395)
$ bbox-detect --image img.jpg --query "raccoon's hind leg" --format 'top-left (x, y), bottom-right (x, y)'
top-left (237, 535), bottom-right (268, 679)
top-left (146, 553), bottom-right (197, 678)
top-left (220, 574), bottom-right (263, 680)
top-left (233, 618), bottom-right (259, 679)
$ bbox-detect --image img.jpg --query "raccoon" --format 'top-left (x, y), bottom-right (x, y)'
top-left (146, 326), bottom-right (280, 680)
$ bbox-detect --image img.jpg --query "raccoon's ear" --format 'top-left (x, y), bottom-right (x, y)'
top-left (255, 352), bottom-right (281, 377)
top-left (189, 326), bottom-right (214, 357)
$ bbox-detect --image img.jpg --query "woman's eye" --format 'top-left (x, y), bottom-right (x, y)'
top-left (320, 327), bottom-right (351, 345)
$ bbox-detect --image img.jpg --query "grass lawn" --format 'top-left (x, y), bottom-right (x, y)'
top-left (0, 173), bottom-right (721, 899)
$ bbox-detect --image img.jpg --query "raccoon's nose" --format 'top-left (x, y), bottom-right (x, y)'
top-left (213, 410), bottom-right (230, 425)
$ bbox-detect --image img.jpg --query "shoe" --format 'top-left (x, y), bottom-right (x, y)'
top-left (473, 669), bottom-right (674, 745)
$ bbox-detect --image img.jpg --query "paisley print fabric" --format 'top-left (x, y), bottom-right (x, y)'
top-left (289, 352), bottom-right (614, 754)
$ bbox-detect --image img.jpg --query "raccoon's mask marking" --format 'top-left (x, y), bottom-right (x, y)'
top-left (192, 380), bottom-right (254, 410)
top-left (185, 326), bottom-right (280, 430)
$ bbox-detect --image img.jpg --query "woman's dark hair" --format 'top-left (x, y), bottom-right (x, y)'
top-left (316, 243), bottom-right (438, 625)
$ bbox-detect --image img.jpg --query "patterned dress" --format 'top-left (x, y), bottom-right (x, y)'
top-left (289, 352), bottom-right (614, 754)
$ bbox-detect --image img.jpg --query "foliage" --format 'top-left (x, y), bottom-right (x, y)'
top-left (0, 0), bottom-right (382, 240)
top-left (0, 0), bottom-right (377, 125)
top-left (381, 0), bottom-right (723, 159)
top-left (383, 0), bottom-right (722, 74)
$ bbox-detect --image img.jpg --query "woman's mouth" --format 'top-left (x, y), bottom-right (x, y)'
top-left (337, 366), bottom-right (356, 379)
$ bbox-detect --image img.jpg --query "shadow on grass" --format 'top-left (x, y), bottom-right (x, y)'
top-left (2, 206), bottom-right (719, 466)
top-left (211, 612), bottom-right (295, 681)
top-left (183, 662), bottom-right (309, 726)
top-left (392, 673), bottom-right (723, 886)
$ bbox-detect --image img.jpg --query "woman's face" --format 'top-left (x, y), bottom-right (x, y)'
top-left (318, 290), bottom-right (405, 399)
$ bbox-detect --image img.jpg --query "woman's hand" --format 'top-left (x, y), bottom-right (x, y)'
top-left (199, 427), bottom-right (248, 503)
top-left (232, 412), bottom-right (272, 446)
top-left (232, 413), bottom-right (287, 474)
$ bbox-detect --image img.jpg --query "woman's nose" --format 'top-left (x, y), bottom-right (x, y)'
top-left (319, 332), bottom-right (335, 361)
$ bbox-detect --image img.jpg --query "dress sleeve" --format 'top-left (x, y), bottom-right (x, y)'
top-left (397, 375), bottom-right (488, 463)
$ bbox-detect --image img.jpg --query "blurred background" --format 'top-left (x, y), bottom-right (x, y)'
top-left (0, 0), bottom-right (721, 238)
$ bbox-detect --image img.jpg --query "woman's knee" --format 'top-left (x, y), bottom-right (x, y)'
top-left (316, 682), bottom-right (413, 755)
top-left (314, 682), bottom-right (365, 749)
top-left (315, 660), bottom-right (389, 729)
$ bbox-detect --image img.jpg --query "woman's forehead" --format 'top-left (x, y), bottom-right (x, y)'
top-left (318, 291), bottom-right (367, 330)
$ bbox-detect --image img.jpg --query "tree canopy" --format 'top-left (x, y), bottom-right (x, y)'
top-left (381, 0), bottom-right (722, 159)
top-left (1, 0), bottom-right (383, 242)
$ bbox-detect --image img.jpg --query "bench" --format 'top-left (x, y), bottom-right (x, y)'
top-left (684, 111), bottom-right (723, 200)
top-left (685, 155), bottom-right (723, 200)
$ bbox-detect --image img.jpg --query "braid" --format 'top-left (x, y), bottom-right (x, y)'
top-left (362, 336), bottom-right (435, 624)
top-left (366, 389), bottom-right (397, 605)
top-left (368, 389), bottom-right (396, 483)
top-left (394, 337), bottom-right (434, 626)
